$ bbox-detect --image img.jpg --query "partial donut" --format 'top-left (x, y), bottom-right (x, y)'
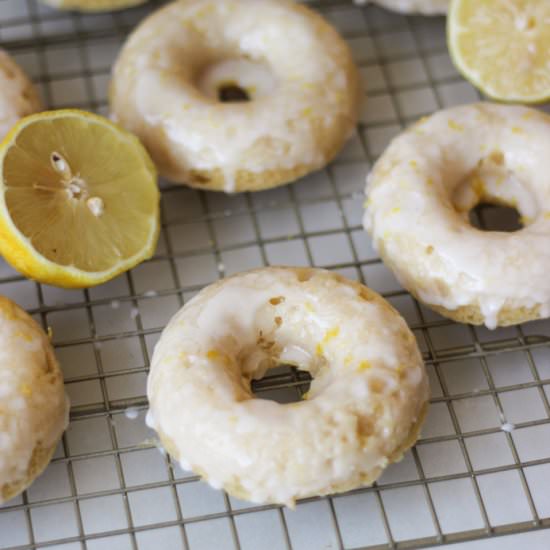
top-left (110, 0), bottom-right (362, 193)
top-left (0, 51), bottom-right (42, 140)
top-left (0, 297), bottom-right (69, 504)
top-left (364, 102), bottom-right (550, 329)
top-left (40, 0), bottom-right (147, 11)
top-left (147, 267), bottom-right (428, 506)
top-left (368, 0), bottom-right (449, 15)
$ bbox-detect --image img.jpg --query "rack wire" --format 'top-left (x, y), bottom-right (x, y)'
top-left (1, 0), bottom-right (550, 549)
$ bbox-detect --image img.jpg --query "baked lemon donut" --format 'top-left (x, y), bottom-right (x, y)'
top-left (0, 50), bottom-right (42, 140)
top-left (110, 0), bottom-right (361, 193)
top-left (368, 0), bottom-right (448, 15)
top-left (0, 296), bottom-right (68, 503)
top-left (40, 0), bottom-right (146, 11)
top-left (147, 267), bottom-right (428, 506)
top-left (364, 103), bottom-right (550, 329)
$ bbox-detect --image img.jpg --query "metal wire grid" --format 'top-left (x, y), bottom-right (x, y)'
top-left (0, 1), bottom-right (549, 549)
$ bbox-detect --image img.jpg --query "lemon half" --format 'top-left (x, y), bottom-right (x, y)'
top-left (0, 110), bottom-right (160, 288)
top-left (40, 0), bottom-right (146, 11)
top-left (448, 0), bottom-right (550, 103)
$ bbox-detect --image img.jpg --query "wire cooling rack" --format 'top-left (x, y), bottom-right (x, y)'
top-left (1, 0), bottom-right (550, 549)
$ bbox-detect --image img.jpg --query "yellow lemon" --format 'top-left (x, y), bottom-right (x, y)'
top-left (0, 109), bottom-right (159, 288)
top-left (448, 0), bottom-right (550, 103)
top-left (40, 0), bottom-right (146, 11)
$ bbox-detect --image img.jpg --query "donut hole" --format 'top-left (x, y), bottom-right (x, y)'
top-left (218, 82), bottom-right (250, 103)
top-left (235, 325), bottom-right (319, 404)
top-left (469, 203), bottom-right (523, 232)
top-left (452, 151), bottom-right (539, 232)
top-left (251, 364), bottom-right (312, 404)
top-left (196, 58), bottom-right (276, 103)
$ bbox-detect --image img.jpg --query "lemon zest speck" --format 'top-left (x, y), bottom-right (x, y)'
top-left (316, 327), bottom-right (340, 356)
top-left (472, 177), bottom-right (486, 197)
top-left (16, 330), bottom-right (33, 342)
top-left (324, 327), bottom-right (340, 342)
top-left (448, 119), bottom-right (463, 132)
top-left (520, 216), bottom-right (533, 226)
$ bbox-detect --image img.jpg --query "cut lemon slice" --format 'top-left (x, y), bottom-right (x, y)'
top-left (0, 110), bottom-right (159, 288)
top-left (40, 0), bottom-right (146, 11)
top-left (448, 0), bottom-right (550, 103)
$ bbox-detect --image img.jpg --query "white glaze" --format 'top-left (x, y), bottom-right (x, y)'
top-left (368, 0), bottom-right (448, 14)
top-left (110, 0), bottom-right (360, 192)
top-left (148, 267), bottom-right (428, 506)
top-left (145, 409), bottom-right (156, 429)
top-left (124, 407), bottom-right (139, 420)
top-left (0, 297), bottom-right (68, 503)
top-left (0, 50), bottom-right (42, 140)
top-left (364, 103), bottom-right (550, 329)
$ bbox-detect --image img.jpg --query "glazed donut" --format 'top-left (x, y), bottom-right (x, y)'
top-left (364, 103), bottom-right (550, 329)
top-left (147, 267), bottom-right (428, 506)
top-left (110, 0), bottom-right (361, 193)
top-left (0, 297), bottom-right (68, 503)
top-left (367, 0), bottom-right (448, 14)
top-left (0, 50), bottom-right (42, 140)
top-left (40, 0), bottom-right (146, 11)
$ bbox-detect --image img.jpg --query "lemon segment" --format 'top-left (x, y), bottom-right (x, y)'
top-left (448, 0), bottom-right (550, 103)
top-left (40, 0), bottom-right (146, 11)
top-left (0, 110), bottom-right (160, 288)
